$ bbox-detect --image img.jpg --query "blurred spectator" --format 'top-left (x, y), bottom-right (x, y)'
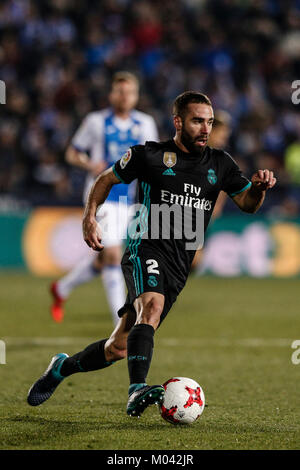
top-left (0, 121), bottom-right (22, 194)
top-left (30, 148), bottom-right (71, 203)
top-left (0, 0), bottom-right (299, 210)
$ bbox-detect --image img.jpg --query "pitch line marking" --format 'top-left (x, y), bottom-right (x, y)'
top-left (3, 337), bottom-right (293, 348)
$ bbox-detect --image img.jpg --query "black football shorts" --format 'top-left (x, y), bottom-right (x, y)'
top-left (117, 245), bottom-right (187, 326)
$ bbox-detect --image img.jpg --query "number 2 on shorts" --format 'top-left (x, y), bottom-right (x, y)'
top-left (146, 259), bottom-right (160, 275)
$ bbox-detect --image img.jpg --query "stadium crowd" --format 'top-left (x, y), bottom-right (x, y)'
top-left (0, 0), bottom-right (300, 214)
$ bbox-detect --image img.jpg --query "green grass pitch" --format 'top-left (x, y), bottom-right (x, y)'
top-left (0, 272), bottom-right (300, 450)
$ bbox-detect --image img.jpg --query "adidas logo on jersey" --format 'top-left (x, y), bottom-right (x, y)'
top-left (162, 168), bottom-right (176, 176)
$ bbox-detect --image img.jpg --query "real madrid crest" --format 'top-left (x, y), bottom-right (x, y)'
top-left (207, 168), bottom-right (217, 185)
top-left (163, 152), bottom-right (177, 168)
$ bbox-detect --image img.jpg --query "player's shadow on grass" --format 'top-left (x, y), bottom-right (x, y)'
top-left (6, 415), bottom-right (169, 431)
top-left (5, 416), bottom-right (288, 441)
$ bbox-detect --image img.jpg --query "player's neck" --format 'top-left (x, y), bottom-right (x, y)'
top-left (173, 136), bottom-right (190, 154)
top-left (113, 109), bottom-right (131, 120)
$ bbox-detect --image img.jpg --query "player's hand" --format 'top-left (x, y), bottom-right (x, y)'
top-left (82, 216), bottom-right (104, 251)
top-left (251, 169), bottom-right (277, 191)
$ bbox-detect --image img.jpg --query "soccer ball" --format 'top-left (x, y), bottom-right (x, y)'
top-left (159, 377), bottom-right (205, 425)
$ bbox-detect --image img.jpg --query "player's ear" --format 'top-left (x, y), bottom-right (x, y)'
top-left (173, 115), bottom-right (182, 131)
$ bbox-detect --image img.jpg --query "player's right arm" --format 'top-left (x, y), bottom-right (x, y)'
top-left (82, 146), bottom-right (143, 251)
top-left (82, 167), bottom-right (120, 251)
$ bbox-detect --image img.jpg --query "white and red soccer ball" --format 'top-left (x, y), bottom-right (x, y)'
top-left (159, 377), bottom-right (205, 424)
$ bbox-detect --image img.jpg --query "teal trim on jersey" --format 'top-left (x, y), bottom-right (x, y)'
top-left (139, 182), bottom-right (151, 293)
top-left (128, 234), bottom-right (139, 295)
top-left (112, 164), bottom-right (126, 184)
top-left (230, 181), bottom-right (252, 197)
top-left (128, 182), bottom-right (151, 296)
top-left (132, 181), bottom-right (150, 295)
top-left (128, 198), bottom-right (143, 296)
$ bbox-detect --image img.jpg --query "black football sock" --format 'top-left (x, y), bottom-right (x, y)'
top-left (60, 338), bottom-right (114, 377)
top-left (127, 324), bottom-right (154, 392)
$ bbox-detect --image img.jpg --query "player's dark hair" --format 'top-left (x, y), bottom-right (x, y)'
top-left (173, 91), bottom-right (212, 118)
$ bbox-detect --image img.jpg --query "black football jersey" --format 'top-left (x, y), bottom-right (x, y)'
top-left (113, 139), bottom-right (251, 282)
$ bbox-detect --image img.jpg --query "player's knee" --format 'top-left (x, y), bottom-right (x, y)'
top-left (105, 340), bottom-right (127, 361)
top-left (138, 298), bottom-right (163, 328)
top-left (113, 347), bottom-right (127, 360)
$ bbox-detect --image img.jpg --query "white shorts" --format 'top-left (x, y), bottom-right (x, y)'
top-left (95, 201), bottom-right (130, 248)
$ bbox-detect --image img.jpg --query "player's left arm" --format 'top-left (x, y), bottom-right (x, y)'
top-left (232, 169), bottom-right (277, 213)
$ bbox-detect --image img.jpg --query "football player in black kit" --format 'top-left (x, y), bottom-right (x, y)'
top-left (27, 92), bottom-right (277, 417)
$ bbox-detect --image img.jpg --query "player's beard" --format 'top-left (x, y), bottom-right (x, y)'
top-left (181, 124), bottom-right (207, 155)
